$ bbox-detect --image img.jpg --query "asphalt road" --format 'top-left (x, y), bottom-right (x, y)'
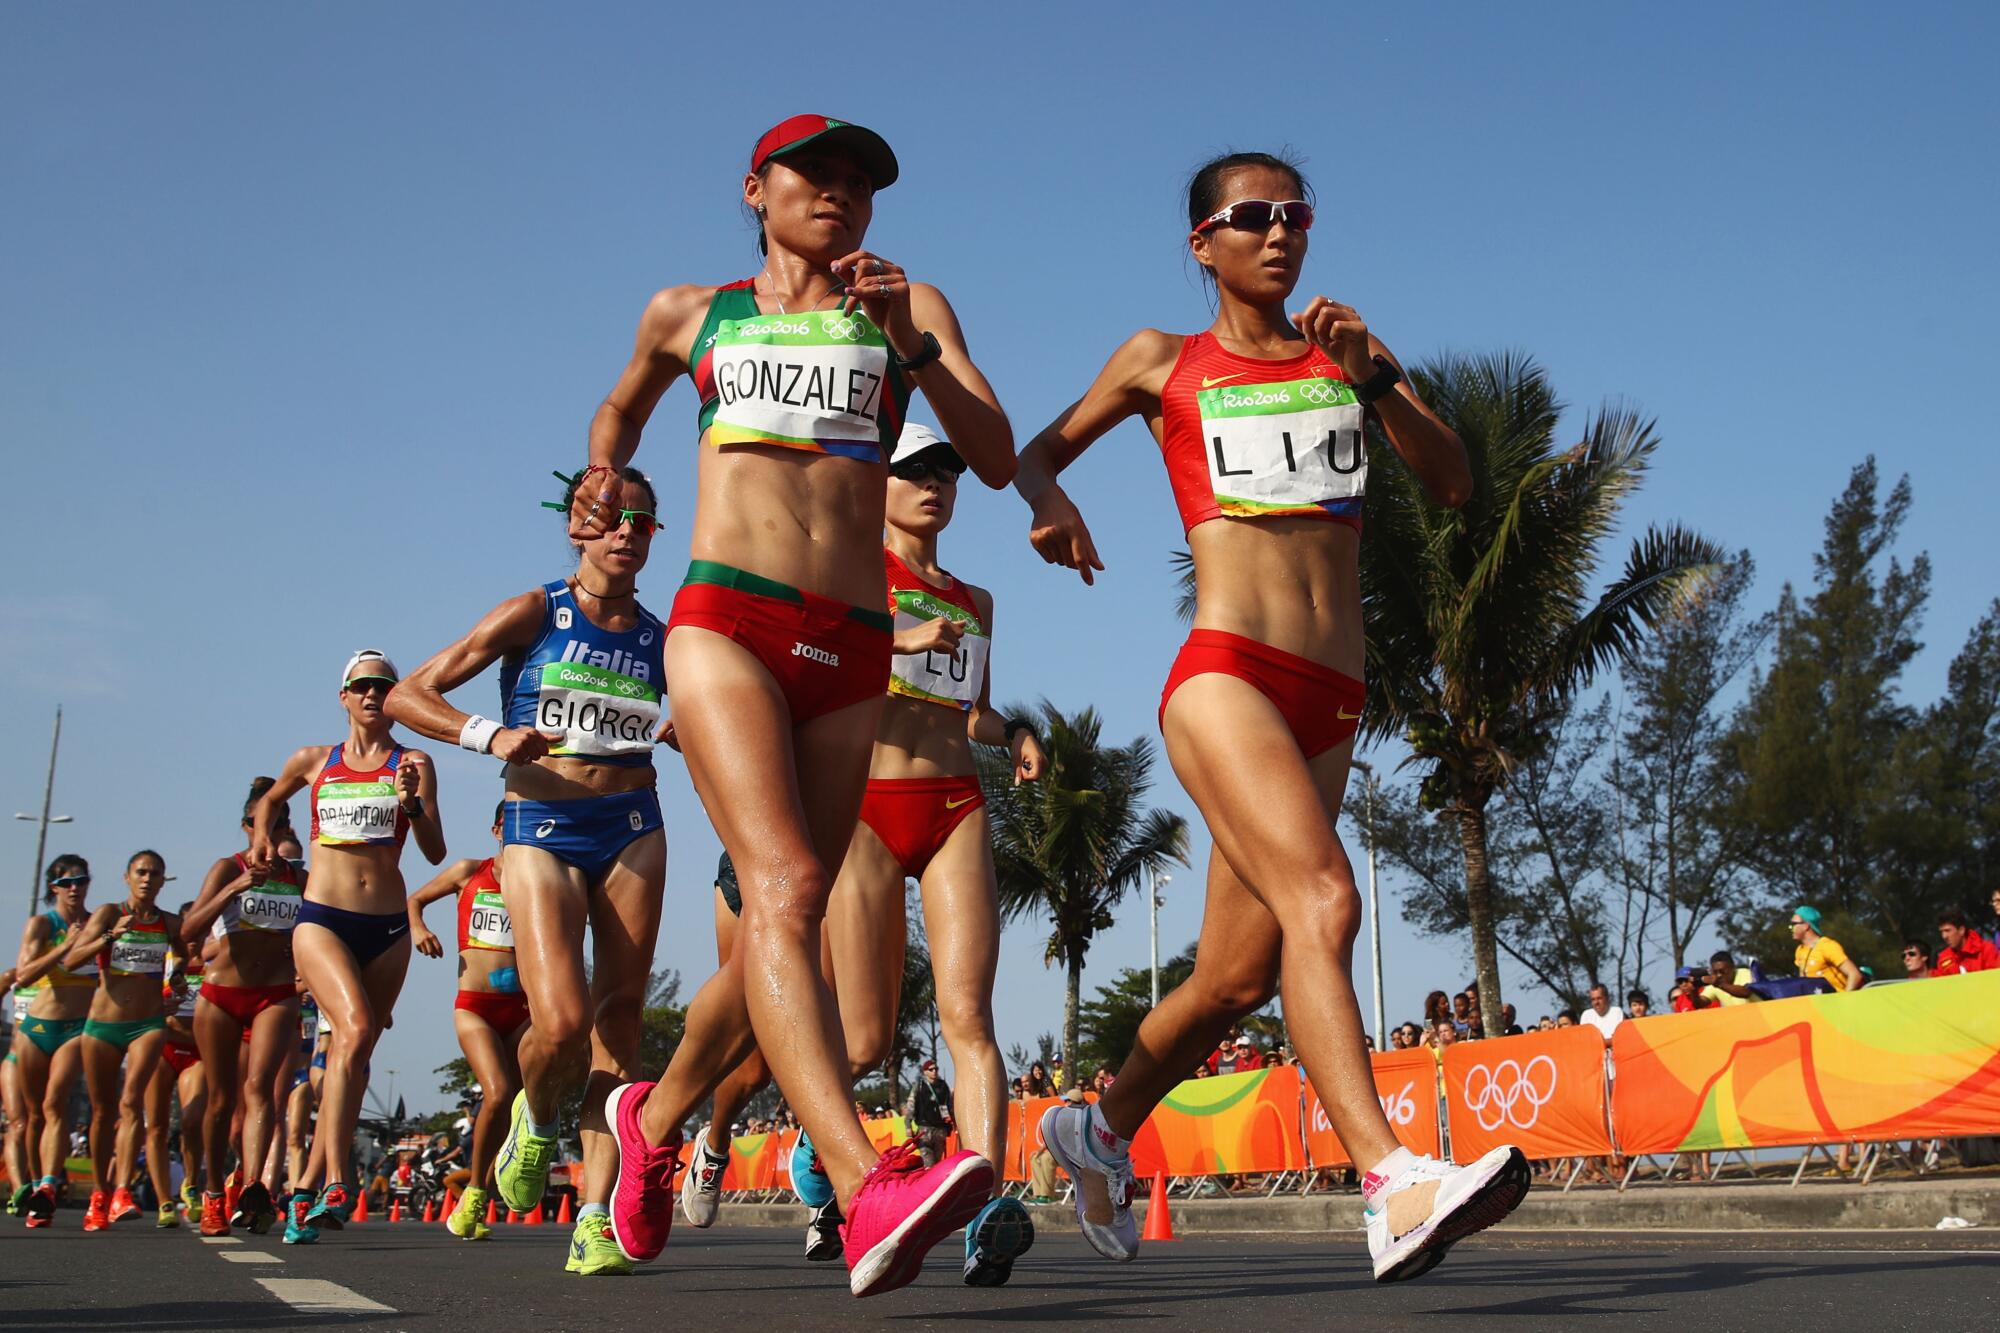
top-left (4, 1215), bottom-right (1995, 1330)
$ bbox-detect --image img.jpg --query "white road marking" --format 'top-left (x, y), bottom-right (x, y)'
top-left (198, 1235), bottom-right (242, 1245)
top-left (254, 1279), bottom-right (394, 1314)
top-left (220, 1250), bottom-right (282, 1263)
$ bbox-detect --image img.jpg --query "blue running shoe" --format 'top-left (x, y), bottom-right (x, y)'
top-left (789, 1130), bottom-right (833, 1210)
top-left (963, 1196), bottom-right (1035, 1286)
top-left (303, 1182), bottom-right (352, 1231)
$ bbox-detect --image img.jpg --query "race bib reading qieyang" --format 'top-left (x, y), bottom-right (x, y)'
top-left (1199, 375), bottom-right (1366, 517)
top-left (888, 587), bottom-right (989, 709)
top-left (707, 309), bottom-right (891, 457)
top-left (464, 890), bottom-right (514, 951)
top-left (534, 661), bottom-right (662, 759)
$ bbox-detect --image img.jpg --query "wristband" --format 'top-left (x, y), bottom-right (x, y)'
top-left (401, 798), bottom-right (426, 819)
top-left (459, 715), bottom-right (502, 754)
top-left (893, 331), bottom-right (942, 373)
top-left (1002, 717), bottom-right (1036, 744)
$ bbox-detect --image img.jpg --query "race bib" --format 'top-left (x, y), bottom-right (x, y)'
top-left (464, 890), bottom-right (514, 951)
top-left (708, 310), bottom-right (891, 455)
top-left (11, 989), bottom-right (31, 1023)
top-left (888, 587), bottom-right (988, 710)
top-left (535, 661), bottom-right (662, 759)
top-left (237, 880), bottom-right (303, 932)
top-left (108, 926), bottom-right (171, 977)
top-left (1199, 375), bottom-right (1366, 517)
top-left (173, 973), bottom-right (204, 1019)
top-left (316, 780), bottom-right (402, 844)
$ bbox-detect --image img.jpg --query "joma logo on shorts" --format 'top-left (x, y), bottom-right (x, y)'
top-left (791, 642), bottom-right (839, 667)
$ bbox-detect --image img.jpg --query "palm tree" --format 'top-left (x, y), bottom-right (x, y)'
top-left (979, 700), bottom-right (1190, 1076)
top-left (1362, 352), bottom-right (1721, 1036)
top-left (1168, 351), bottom-right (1720, 1036)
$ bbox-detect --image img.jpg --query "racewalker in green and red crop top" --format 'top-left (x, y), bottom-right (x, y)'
top-left (248, 649), bottom-right (445, 1238)
top-left (63, 849), bottom-right (183, 1231)
top-left (13, 854), bottom-right (97, 1227)
top-left (1014, 151), bottom-right (1529, 1286)
top-left (570, 113), bottom-right (1018, 1298)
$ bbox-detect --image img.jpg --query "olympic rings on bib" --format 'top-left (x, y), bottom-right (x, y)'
top-left (822, 315), bottom-right (867, 342)
top-left (1299, 382), bottom-right (1346, 405)
top-left (1460, 1054), bottom-right (1558, 1132)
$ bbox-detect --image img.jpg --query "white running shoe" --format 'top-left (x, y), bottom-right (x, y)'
top-left (1038, 1103), bottom-right (1137, 1262)
top-left (683, 1126), bottom-right (728, 1229)
top-left (1365, 1145), bottom-right (1530, 1282)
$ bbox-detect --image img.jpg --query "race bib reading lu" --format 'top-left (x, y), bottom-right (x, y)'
top-left (1199, 375), bottom-right (1366, 517)
top-left (888, 588), bottom-right (989, 710)
top-left (535, 661), bottom-right (661, 759)
top-left (464, 890), bottom-right (515, 951)
top-left (708, 310), bottom-right (891, 454)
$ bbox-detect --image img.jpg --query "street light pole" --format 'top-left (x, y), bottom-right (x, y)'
top-left (16, 706), bottom-right (72, 921)
top-left (1148, 869), bottom-right (1171, 1007)
top-left (1350, 759), bottom-right (1385, 1050)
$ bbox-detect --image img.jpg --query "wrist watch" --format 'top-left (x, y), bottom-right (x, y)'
top-left (1353, 355), bottom-right (1403, 406)
top-left (894, 331), bottom-right (942, 373)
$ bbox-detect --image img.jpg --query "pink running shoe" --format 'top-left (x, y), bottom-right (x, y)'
top-left (606, 1080), bottom-right (683, 1264)
top-left (840, 1144), bottom-right (994, 1298)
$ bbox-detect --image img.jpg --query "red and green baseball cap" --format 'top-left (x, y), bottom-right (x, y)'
top-left (750, 114), bottom-right (899, 191)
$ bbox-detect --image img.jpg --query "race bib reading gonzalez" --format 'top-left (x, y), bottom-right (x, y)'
top-left (237, 880), bottom-right (302, 933)
top-left (535, 662), bottom-right (661, 759)
top-left (707, 310), bottom-right (891, 458)
top-left (465, 890), bottom-right (514, 951)
top-left (316, 781), bottom-right (401, 845)
top-left (1199, 375), bottom-right (1366, 517)
top-left (889, 588), bottom-right (989, 710)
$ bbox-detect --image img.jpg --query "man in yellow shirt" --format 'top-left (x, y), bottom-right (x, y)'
top-left (1700, 950), bottom-right (1758, 1006)
top-left (1791, 906), bottom-right (1863, 992)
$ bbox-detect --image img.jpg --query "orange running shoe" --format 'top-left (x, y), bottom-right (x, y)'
top-left (108, 1187), bottom-right (142, 1224)
top-left (199, 1191), bottom-right (231, 1237)
top-left (82, 1190), bottom-right (111, 1232)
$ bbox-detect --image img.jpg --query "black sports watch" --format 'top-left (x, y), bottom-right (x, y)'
top-left (1001, 716), bottom-right (1036, 745)
top-left (894, 331), bottom-right (943, 373)
top-left (1353, 355), bottom-right (1403, 406)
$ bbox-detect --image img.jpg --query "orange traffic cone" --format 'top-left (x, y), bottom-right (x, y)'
top-left (427, 1195), bottom-right (443, 1223)
top-left (485, 1198), bottom-right (498, 1225)
top-left (1141, 1171), bottom-right (1176, 1242)
top-left (507, 1209), bottom-right (522, 1224)
top-left (388, 1198), bottom-right (403, 1223)
top-left (351, 1188), bottom-right (369, 1223)
top-left (524, 1203), bottom-right (545, 1225)
top-left (555, 1193), bottom-right (574, 1225)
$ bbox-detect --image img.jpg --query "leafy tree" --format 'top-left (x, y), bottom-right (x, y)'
top-left (980, 700), bottom-right (1190, 1073)
top-left (1073, 945), bottom-right (1197, 1073)
top-left (1361, 352), bottom-right (1722, 1035)
top-left (1608, 552), bottom-right (1767, 970)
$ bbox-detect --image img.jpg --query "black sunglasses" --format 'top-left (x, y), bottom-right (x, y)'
top-left (891, 459), bottom-right (962, 485)
top-left (344, 677), bottom-right (395, 695)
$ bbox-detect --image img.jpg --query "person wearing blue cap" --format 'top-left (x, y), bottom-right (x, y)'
top-left (1789, 906), bottom-right (1862, 992)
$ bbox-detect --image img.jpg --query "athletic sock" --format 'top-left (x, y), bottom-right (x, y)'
top-left (577, 1202), bottom-right (608, 1221)
top-left (527, 1110), bottom-right (558, 1139)
top-left (1085, 1103), bottom-right (1130, 1159)
top-left (1361, 1147), bottom-right (1418, 1208)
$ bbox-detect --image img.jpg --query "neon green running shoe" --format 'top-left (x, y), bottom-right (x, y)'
top-left (494, 1091), bottom-right (556, 1214)
top-left (447, 1185), bottom-right (492, 1240)
top-left (565, 1213), bottom-right (633, 1276)
top-left (181, 1182), bottom-right (200, 1217)
top-left (7, 1184), bottom-right (30, 1216)
top-left (156, 1204), bottom-right (180, 1228)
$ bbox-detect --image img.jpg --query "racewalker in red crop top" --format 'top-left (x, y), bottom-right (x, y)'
top-left (1013, 155), bottom-right (1504, 1278)
top-left (570, 116), bottom-right (1022, 1292)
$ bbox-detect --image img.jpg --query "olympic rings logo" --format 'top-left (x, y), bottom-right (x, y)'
top-left (821, 315), bottom-right (866, 342)
top-left (612, 678), bottom-right (647, 698)
top-left (1461, 1055), bottom-right (1558, 1132)
top-left (1299, 382), bottom-right (1347, 405)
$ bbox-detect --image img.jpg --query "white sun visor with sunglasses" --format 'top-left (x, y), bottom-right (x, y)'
top-left (341, 649), bottom-right (399, 688)
top-left (889, 422), bottom-right (964, 473)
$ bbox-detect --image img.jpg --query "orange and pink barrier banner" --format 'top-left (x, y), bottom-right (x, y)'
top-left (1611, 970), bottom-right (2000, 1154)
top-left (694, 972), bottom-right (2000, 1186)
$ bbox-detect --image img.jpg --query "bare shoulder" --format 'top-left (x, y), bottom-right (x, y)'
top-left (1103, 327), bottom-right (1185, 395)
top-left (285, 745), bottom-right (334, 778)
top-left (961, 580), bottom-right (995, 622)
top-left (639, 283), bottom-right (721, 352)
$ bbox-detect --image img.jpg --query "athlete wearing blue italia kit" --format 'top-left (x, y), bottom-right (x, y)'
top-left (385, 471), bottom-right (669, 1276)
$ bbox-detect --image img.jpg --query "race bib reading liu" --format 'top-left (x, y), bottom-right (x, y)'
top-left (1199, 375), bottom-right (1366, 517)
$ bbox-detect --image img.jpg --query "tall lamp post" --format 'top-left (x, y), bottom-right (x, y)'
top-left (16, 706), bottom-right (72, 920)
top-left (1148, 868), bottom-right (1172, 1006)
top-left (1349, 759), bottom-right (1384, 1050)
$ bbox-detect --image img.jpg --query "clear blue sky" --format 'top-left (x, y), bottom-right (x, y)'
top-left (5, 2), bottom-right (1995, 1112)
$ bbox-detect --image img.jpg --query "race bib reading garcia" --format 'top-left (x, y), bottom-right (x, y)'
top-left (1199, 375), bottom-right (1366, 517)
top-left (535, 661), bottom-right (661, 759)
top-left (707, 310), bottom-right (890, 455)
